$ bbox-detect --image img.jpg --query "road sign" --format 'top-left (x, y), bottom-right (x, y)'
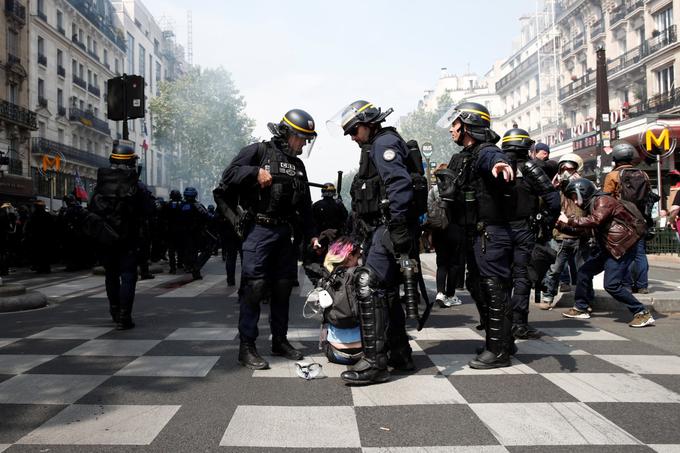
top-left (639, 122), bottom-right (677, 158)
top-left (421, 142), bottom-right (433, 158)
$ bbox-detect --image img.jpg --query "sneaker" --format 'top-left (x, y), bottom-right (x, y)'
top-left (559, 283), bottom-right (572, 293)
top-left (446, 295), bottom-right (463, 306)
top-left (435, 292), bottom-right (445, 302)
top-left (562, 307), bottom-right (591, 319)
top-left (629, 310), bottom-right (655, 328)
top-left (636, 288), bottom-right (649, 294)
top-left (436, 292), bottom-right (452, 308)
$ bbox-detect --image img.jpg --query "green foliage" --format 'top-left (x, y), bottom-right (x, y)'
top-left (397, 92), bottom-right (461, 167)
top-left (150, 67), bottom-right (254, 201)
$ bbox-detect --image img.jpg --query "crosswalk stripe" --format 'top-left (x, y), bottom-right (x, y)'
top-left (158, 274), bottom-right (225, 298)
top-left (89, 274), bottom-right (178, 299)
top-left (39, 276), bottom-right (106, 298)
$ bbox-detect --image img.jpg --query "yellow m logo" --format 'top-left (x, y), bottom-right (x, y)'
top-left (645, 128), bottom-right (670, 152)
top-left (42, 155), bottom-right (61, 172)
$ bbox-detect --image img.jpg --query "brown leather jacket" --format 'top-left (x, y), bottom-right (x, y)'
top-left (566, 194), bottom-right (640, 259)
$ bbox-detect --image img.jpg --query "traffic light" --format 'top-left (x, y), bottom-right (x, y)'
top-left (106, 75), bottom-right (145, 121)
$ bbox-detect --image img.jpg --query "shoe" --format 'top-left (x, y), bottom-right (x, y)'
top-left (447, 295), bottom-right (463, 306)
top-left (559, 282), bottom-right (571, 293)
top-left (271, 336), bottom-right (303, 360)
top-left (387, 354), bottom-right (415, 371)
top-left (562, 307), bottom-right (591, 319)
top-left (341, 358), bottom-right (390, 385)
top-left (169, 267), bottom-right (177, 275)
top-left (192, 271), bottom-right (203, 280)
top-left (476, 343), bottom-right (518, 356)
top-left (238, 342), bottom-right (269, 370)
top-left (436, 292), bottom-right (445, 302)
top-left (227, 280), bottom-right (236, 287)
top-left (629, 310), bottom-right (655, 328)
top-left (436, 292), bottom-right (452, 308)
top-left (636, 288), bottom-right (649, 294)
top-left (468, 350), bottom-right (511, 369)
top-left (538, 301), bottom-right (553, 310)
top-left (139, 273), bottom-right (155, 280)
top-left (512, 324), bottom-right (542, 339)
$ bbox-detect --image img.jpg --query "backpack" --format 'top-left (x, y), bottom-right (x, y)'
top-left (619, 168), bottom-right (650, 213)
top-left (427, 186), bottom-right (448, 230)
top-left (321, 266), bottom-right (360, 329)
top-left (89, 168), bottom-right (139, 243)
top-left (616, 198), bottom-right (648, 240)
top-left (404, 139), bottom-right (429, 217)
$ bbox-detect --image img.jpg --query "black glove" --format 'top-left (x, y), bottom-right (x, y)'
top-left (389, 218), bottom-right (412, 255)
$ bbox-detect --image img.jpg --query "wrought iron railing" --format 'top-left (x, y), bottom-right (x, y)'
top-left (495, 53), bottom-right (538, 92)
top-left (57, 65), bottom-right (65, 77)
top-left (68, 107), bottom-right (111, 135)
top-left (87, 84), bottom-right (100, 97)
top-left (0, 99), bottom-right (37, 129)
top-left (591, 20), bottom-right (604, 38)
top-left (4, 0), bottom-right (26, 23)
top-left (32, 137), bottom-right (110, 168)
top-left (37, 53), bottom-right (47, 66)
top-left (72, 75), bottom-right (87, 90)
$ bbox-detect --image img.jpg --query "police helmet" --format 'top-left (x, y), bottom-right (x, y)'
top-left (612, 141), bottom-right (637, 164)
top-left (321, 183), bottom-right (337, 198)
top-left (563, 178), bottom-right (598, 209)
top-left (268, 109), bottom-right (317, 141)
top-left (339, 100), bottom-right (393, 135)
top-left (436, 102), bottom-right (499, 143)
top-left (183, 187), bottom-right (198, 200)
top-left (169, 189), bottom-right (182, 202)
top-left (207, 204), bottom-right (215, 213)
top-left (501, 128), bottom-right (535, 151)
top-left (109, 139), bottom-right (138, 165)
top-left (558, 153), bottom-right (584, 173)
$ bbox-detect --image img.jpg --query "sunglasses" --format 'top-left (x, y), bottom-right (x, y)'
top-left (295, 361), bottom-right (323, 380)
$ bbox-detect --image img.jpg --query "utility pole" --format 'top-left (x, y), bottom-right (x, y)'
top-left (595, 45), bottom-right (612, 188)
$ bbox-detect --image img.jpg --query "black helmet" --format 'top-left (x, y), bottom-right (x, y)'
top-left (169, 189), bottom-right (182, 201)
top-left (321, 183), bottom-right (336, 198)
top-left (110, 139), bottom-right (138, 164)
top-left (268, 109), bottom-right (317, 140)
top-left (183, 187), bottom-right (198, 200)
top-left (612, 141), bottom-right (637, 164)
top-left (207, 204), bottom-right (215, 213)
top-left (501, 128), bottom-right (535, 151)
top-left (437, 102), bottom-right (499, 143)
top-left (339, 100), bottom-right (393, 135)
top-left (564, 178), bottom-right (598, 209)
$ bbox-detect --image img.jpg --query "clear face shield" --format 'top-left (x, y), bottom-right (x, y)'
top-left (326, 103), bottom-right (363, 137)
top-left (298, 134), bottom-right (316, 159)
top-left (436, 105), bottom-right (463, 129)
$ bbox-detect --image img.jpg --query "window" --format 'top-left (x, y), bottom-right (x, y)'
top-left (57, 89), bottom-right (63, 108)
top-left (94, 107), bottom-right (98, 117)
top-left (104, 49), bottom-right (108, 65)
top-left (37, 36), bottom-right (44, 56)
top-left (87, 69), bottom-right (92, 85)
top-left (155, 61), bottom-right (161, 83)
top-left (8, 84), bottom-right (18, 104)
top-left (58, 129), bottom-right (64, 144)
top-left (57, 10), bottom-right (63, 30)
top-left (656, 65), bottom-right (675, 94)
top-left (37, 0), bottom-right (44, 15)
top-left (127, 33), bottom-right (135, 72)
top-left (72, 134), bottom-right (78, 147)
top-left (87, 35), bottom-right (91, 52)
top-left (72, 24), bottom-right (77, 41)
top-left (57, 49), bottom-right (63, 67)
top-left (79, 64), bottom-right (84, 79)
top-left (38, 78), bottom-right (44, 98)
top-left (79, 99), bottom-right (84, 110)
top-left (139, 44), bottom-right (146, 78)
top-left (93, 73), bottom-right (98, 86)
top-left (39, 122), bottom-right (46, 138)
top-left (78, 29), bottom-right (83, 44)
top-left (654, 7), bottom-right (673, 32)
top-left (93, 40), bottom-right (97, 55)
top-left (115, 58), bottom-right (119, 74)
top-left (72, 59), bottom-right (77, 75)
top-left (7, 29), bottom-right (19, 57)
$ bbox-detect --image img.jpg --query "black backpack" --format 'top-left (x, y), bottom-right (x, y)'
top-left (321, 266), bottom-right (360, 329)
top-left (619, 168), bottom-right (650, 213)
top-left (89, 168), bottom-right (139, 242)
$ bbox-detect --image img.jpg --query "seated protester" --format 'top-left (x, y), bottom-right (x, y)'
top-left (558, 178), bottom-right (655, 328)
top-left (313, 237), bottom-right (363, 365)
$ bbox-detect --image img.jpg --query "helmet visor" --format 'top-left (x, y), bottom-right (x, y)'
top-left (326, 102), bottom-right (374, 137)
top-left (299, 135), bottom-right (316, 159)
top-left (436, 105), bottom-right (462, 129)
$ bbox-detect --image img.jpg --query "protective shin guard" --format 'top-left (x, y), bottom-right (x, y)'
top-left (469, 277), bottom-right (512, 369)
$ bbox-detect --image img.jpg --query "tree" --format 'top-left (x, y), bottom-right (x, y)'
top-left (397, 92), bottom-right (461, 167)
top-left (150, 67), bottom-right (254, 201)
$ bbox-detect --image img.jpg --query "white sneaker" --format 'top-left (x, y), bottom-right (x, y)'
top-left (436, 292), bottom-right (446, 302)
top-left (446, 295), bottom-right (463, 306)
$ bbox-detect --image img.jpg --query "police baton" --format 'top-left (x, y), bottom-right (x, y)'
top-left (336, 170), bottom-right (343, 195)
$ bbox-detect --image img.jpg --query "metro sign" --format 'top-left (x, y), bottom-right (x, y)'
top-left (639, 122), bottom-right (677, 158)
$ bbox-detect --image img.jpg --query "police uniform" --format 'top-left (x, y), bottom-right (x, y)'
top-left (500, 129), bottom-right (560, 339)
top-left (312, 184), bottom-right (349, 234)
top-left (221, 109), bottom-right (317, 370)
top-left (334, 100), bottom-right (422, 385)
top-left (180, 187), bottom-right (212, 280)
top-left (165, 190), bottom-right (184, 274)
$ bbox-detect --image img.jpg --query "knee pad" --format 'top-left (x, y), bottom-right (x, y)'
top-left (240, 278), bottom-right (269, 306)
top-left (353, 266), bottom-right (380, 300)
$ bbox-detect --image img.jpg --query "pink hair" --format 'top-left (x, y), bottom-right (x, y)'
top-left (323, 239), bottom-right (357, 272)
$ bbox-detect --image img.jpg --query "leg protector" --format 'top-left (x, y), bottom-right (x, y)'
top-left (386, 289), bottom-right (414, 371)
top-left (469, 277), bottom-right (512, 369)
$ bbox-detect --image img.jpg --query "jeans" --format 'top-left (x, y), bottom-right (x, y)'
top-left (624, 239), bottom-right (649, 290)
top-left (542, 238), bottom-right (580, 301)
top-left (574, 246), bottom-right (646, 314)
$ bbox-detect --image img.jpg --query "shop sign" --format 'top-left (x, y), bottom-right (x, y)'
top-left (639, 122), bottom-right (677, 158)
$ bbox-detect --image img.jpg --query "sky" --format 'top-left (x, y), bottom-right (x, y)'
top-left (143, 0), bottom-right (539, 195)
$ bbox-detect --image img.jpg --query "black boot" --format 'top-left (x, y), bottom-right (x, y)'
top-left (192, 270), bottom-right (203, 280)
top-left (238, 342), bottom-right (269, 370)
top-left (272, 336), bottom-right (303, 360)
top-left (341, 279), bottom-right (390, 385)
top-left (108, 302), bottom-right (120, 323)
top-left (116, 304), bottom-right (135, 330)
top-left (469, 277), bottom-right (512, 369)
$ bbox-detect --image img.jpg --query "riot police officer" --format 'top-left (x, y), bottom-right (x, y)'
top-left (331, 100), bottom-right (422, 385)
top-left (180, 187), bottom-right (212, 280)
top-left (166, 189), bottom-right (184, 274)
top-left (312, 183), bottom-right (349, 234)
top-left (436, 102), bottom-right (516, 369)
top-left (221, 109), bottom-right (319, 370)
top-left (500, 128), bottom-right (560, 339)
top-left (89, 140), bottom-right (152, 330)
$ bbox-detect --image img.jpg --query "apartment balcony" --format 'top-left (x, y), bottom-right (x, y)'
top-left (87, 49), bottom-right (99, 62)
top-left (37, 53), bottom-right (47, 66)
top-left (4, 0), bottom-right (26, 24)
top-left (562, 42), bottom-right (572, 59)
top-left (610, 7), bottom-right (626, 28)
top-left (7, 53), bottom-right (21, 66)
top-left (32, 137), bottom-right (109, 168)
top-left (648, 25), bottom-right (677, 55)
top-left (66, 0), bottom-right (126, 51)
top-left (6, 156), bottom-right (23, 176)
top-left (0, 99), bottom-right (38, 130)
top-left (68, 107), bottom-right (110, 135)
top-left (71, 34), bottom-right (86, 52)
top-left (37, 97), bottom-right (48, 108)
top-left (572, 32), bottom-right (585, 52)
top-left (590, 20), bottom-right (604, 38)
top-left (87, 84), bottom-right (100, 97)
top-left (57, 106), bottom-right (66, 116)
top-left (36, 9), bottom-right (46, 22)
top-left (57, 65), bottom-right (65, 77)
top-left (72, 74), bottom-right (87, 90)
top-left (495, 53), bottom-right (538, 92)
top-left (627, 87), bottom-right (680, 117)
top-left (608, 44), bottom-right (645, 76)
top-left (559, 69), bottom-right (595, 100)
top-left (57, 25), bottom-right (65, 35)
top-left (625, 0), bottom-right (644, 18)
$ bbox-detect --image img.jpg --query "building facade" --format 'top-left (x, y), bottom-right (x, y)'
top-left (1, 0), bottom-right (38, 202)
top-left (27, 0), bottom-right (125, 208)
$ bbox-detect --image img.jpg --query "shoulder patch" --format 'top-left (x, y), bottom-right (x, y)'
top-left (383, 149), bottom-right (396, 162)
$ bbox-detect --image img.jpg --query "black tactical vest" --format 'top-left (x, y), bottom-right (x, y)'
top-left (256, 141), bottom-right (307, 217)
top-left (470, 143), bottom-right (515, 225)
top-left (510, 159), bottom-right (539, 221)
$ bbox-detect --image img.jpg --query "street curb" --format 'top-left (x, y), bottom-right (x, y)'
top-left (0, 290), bottom-right (48, 313)
top-left (547, 291), bottom-right (680, 314)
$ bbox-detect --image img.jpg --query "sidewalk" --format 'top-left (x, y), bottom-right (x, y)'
top-left (420, 252), bottom-right (680, 314)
